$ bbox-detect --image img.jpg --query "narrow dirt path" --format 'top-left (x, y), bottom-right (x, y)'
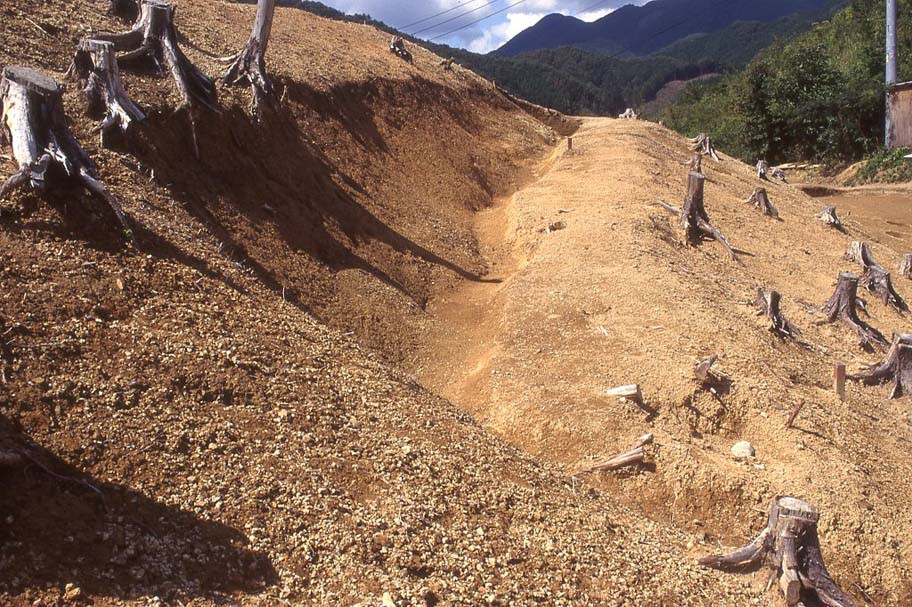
top-left (409, 117), bottom-right (912, 605)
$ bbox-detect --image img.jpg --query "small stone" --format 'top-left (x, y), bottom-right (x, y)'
top-left (382, 593), bottom-right (397, 607)
top-left (63, 583), bottom-right (81, 601)
top-left (731, 441), bottom-right (755, 459)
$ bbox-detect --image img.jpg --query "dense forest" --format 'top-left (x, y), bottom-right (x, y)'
top-left (662, 0), bottom-right (912, 164)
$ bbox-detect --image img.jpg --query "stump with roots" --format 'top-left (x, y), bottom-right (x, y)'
top-left (756, 160), bottom-right (769, 180)
top-left (654, 171), bottom-right (739, 260)
top-left (899, 253), bottom-right (912, 280)
top-left (69, 39), bottom-right (145, 144)
top-left (94, 0), bottom-right (217, 113)
top-left (846, 241), bottom-right (907, 312)
top-left (818, 206), bottom-right (844, 231)
top-left (689, 133), bottom-right (720, 162)
top-left (699, 496), bottom-right (857, 607)
top-left (0, 66), bottom-right (133, 241)
top-left (222, 0), bottom-right (276, 117)
top-left (849, 333), bottom-right (912, 398)
top-left (745, 188), bottom-right (779, 219)
top-left (819, 272), bottom-right (887, 351)
top-left (756, 288), bottom-right (800, 338)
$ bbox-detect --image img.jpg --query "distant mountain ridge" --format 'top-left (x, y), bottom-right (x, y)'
top-left (495, 0), bottom-right (843, 57)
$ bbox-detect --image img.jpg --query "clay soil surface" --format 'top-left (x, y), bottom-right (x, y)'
top-left (413, 118), bottom-right (912, 606)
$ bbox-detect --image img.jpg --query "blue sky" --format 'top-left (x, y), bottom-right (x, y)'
top-left (316, 0), bottom-right (650, 53)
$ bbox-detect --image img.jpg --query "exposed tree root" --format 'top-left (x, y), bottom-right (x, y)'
top-left (700, 496), bottom-right (857, 607)
top-left (68, 38), bottom-right (145, 145)
top-left (222, 0), bottom-right (276, 118)
top-left (819, 272), bottom-right (888, 351)
top-left (756, 288), bottom-right (800, 338)
top-left (745, 188), bottom-right (779, 219)
top-left (653, 170), bottom-right (739, 261)
top-left (849, 333), bottom-right (912, 398)
top-left (0, 66), bottom-right (134, 242)
top-left (846, 241), bottom-right (907, 313)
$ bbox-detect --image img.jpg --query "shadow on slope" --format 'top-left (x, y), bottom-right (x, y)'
top-left (0, 414), bottom-right (276, 603)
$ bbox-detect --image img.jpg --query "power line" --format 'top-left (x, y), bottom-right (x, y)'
top-left (429, 0), bottom-right (534, 41)
top-left (411, 0), bottom-right (507, 36)
top-left (398, 0), bottom-right (483, 31)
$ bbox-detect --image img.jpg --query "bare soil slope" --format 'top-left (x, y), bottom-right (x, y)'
top-left (1, 3), bottom-right (758, 607)
top-left (415, 118), bottom-right (912, 606)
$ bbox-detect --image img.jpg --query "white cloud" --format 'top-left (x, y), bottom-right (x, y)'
top-left (466, 11), bottom-right (548, 54)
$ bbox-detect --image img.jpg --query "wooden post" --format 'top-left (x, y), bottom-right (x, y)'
top-left (567, 137), bottom-right (573, 151)
top-left (834, 363), bottom-right (846, 401)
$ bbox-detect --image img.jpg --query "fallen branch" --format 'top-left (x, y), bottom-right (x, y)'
top-left (575, 434), bottom-right (654, 475)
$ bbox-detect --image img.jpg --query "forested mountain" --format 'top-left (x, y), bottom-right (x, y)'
top-left (495, 0), bottom-right (843, 57)
top-left (663, 0), bottom-right (912, 163)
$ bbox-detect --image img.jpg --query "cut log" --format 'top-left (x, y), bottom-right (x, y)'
top-left (606, 384), bottom-right (642, 402)
top-left (222, 0), bottom-right (276, 117)
top-left (69, 39), bottom-right (145, 144)
top-left (690, 133), bottom-right (720, 162)
top-left (848, 333), bottom-right (912, 398)
top-left (756, 288), bottom-right (800, 338)
top-left (845, 241), bottom-right (907, 312)
top-left (654, 171), bottom-right (738, 260)
top-left (94, 0), bottom-right (217, 112)
top-left (818, 206), bottom-right (843, 231)
top-left (819, 272), bottom-right (888, 351)
top-left (0, 66), bottom-right (133, 241)
top-left (899, 253), bottom-right (912, 280)
top-left (745, 188), bottom-right (779, 219)
top-left (575, 433), bottom-right (653, 475)
top-left (699, 496), bottom-right (857, 607)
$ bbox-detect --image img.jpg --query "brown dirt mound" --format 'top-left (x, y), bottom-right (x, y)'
top-left (415, 118), bottom-right (912, 606)
top-left (1, 2), bottom-right (759, 607)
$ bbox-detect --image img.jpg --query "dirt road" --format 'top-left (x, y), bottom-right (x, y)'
top-left (412, 118), bottom-right (912, 605)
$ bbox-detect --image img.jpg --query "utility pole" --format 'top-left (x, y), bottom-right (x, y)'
top-left (886, 0), bottom-right (897, 148)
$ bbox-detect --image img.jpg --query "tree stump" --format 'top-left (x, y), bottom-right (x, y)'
top-left (898, 253), bottom-right (912, 280)
top-left (222, 0), bottom-right (276, 117)
top-left (819, 272), bottom-right (887, 351)
top-left (845, 241), bottom-right (907, 312)
top-left (683, 152), bottom-right (702, 173)
top-left (689, 133), bottom-right (720, 162)
top-left (94, 0), bottom-right (217, 112)
top-left (654, 171), bottom-right (738, 260)
top-left (756, 288), bottom-right (799, 338)
top-left (389, 37), bottom-right (413, 63)
top-left (818, 206), bottom-right (843, 231)
top-left (745, 188), bottom-right (779, 219)
top-left (756, 159), bottom-right (769, 180)
top-left (69, 39), bottom-right (145, 144)
top-left (699, 496), bottom-right (857, 607)
top-left (849, 333), bottom-right (912, 398)
top-left (0, 66), bottom-right (133, 241)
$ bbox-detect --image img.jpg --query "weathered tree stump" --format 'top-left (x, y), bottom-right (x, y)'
top-left (222, 0), bottom-right (276, 117)
top-left (898, 253), bottom-right (912, 280)
top-left (756, 288), bottom-right (800, 338)
top-left (845, 241), bottom-right (907, 312)
top-left (818, 206), bottom-right (844, 231)
top-left (389, 37), bottom-right (413, 63)
top-left (0, 66), bottom-right (133, 241)
top-left (849, 333), bottom-right (912, 398)
top-left (94, 0), bottom-right (217, 112)
top-left (756, 160), bottom-right (786, 181)
top-left (756, 159), bottom-right (769, 180)
top-left (618, 108), bottom-right (638, 120)
top-left (699, 496), bottom-right (857, 607)
top-left (690, 133), bottom-right (720, 162)
top-left (69, 39), bottom-right (145, 144)
top-left (745, 188), bottom-right (779, 219)
top-left (819, 272), bottom-right (887, 350)
top-left (654, 171), bottom-right (739, 260)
